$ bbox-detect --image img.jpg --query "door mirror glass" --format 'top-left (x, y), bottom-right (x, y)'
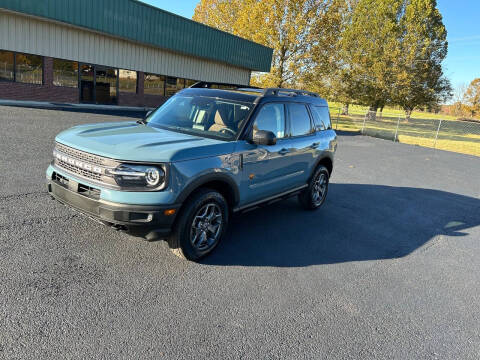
top-left (252, 130), bottom-right (277, 145)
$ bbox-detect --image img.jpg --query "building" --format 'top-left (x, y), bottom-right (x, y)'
top-left (0, 0), bottom-right (272, 107)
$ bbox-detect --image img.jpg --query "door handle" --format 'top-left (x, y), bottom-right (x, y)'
top-left (310, 142), bottom-right (320, 149)
top-left (279, 148), bottom-right (290, 155)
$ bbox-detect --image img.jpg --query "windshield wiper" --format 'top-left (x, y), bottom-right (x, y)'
top-left (136, 118), bottom-right (147, 125)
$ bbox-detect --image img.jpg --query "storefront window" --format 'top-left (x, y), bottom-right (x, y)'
top-left (185, 79), bottom-right (198, 88)
top-left (96, 67), bottom-right (118, 104)
top-left (0, 50), bottom-right (14, 81)
top-left (119, 69), bottom-right (137, 93)
top-left (53, 59), bottom-right (78, 88)
top-left (165, 76), bottom-right (185, 96)
top-left (15, 53), bottom-right (43, 85)
top-left (144, 73), bottom-right (165, 95)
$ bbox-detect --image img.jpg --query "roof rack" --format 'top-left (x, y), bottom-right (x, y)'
top-left (189, 81), bottom-right (261, 90)
top-left (262, 88), bottom-right (320, 98)
top-left (189, 82), bottom-right (320, 98)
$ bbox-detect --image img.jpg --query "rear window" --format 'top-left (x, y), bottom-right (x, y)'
top-left (310, 106), bottom-right (331, 131)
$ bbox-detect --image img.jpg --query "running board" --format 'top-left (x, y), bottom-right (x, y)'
top-left (233, 185), bottom-right (308, 214)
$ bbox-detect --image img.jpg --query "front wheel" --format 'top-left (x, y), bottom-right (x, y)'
top-left (168, 189), bottom-right (229, 261)
top-left (298, 165), bottom-right (329, 210)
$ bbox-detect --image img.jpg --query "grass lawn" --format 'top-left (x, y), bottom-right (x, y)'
top-left (328, 103), bottom-right (459, 120)
top-left (331, 112), bottom-right (480, 157)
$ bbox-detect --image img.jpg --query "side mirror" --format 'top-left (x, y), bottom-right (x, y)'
top-left (145, 110), bottom-right (152, 118)
top-left (252, 130), bottom-right (277, 146)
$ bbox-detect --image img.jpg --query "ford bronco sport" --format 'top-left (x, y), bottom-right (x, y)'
top-left (47, 83), bottom-right (337, 261)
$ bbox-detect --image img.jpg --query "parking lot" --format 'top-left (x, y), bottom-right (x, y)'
top-left (1, 106), bottom-right (479, 359)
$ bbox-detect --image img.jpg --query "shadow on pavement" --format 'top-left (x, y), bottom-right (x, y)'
top-left (202, 183), bottom-right (480, 267)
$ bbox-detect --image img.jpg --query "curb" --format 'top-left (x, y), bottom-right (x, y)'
top-left (0, 100), bottom-right (155, 114)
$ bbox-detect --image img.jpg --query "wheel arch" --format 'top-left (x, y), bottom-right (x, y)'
top-left (175, 173), bottom-right (240, 209)
top-left (311, 156), bottom-right (333, 180)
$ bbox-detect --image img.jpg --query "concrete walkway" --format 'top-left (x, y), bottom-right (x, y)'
top-left (0, 99), bottom-right (154, 113)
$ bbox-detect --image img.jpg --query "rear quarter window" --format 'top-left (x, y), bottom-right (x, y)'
top-left (310, 106), bottom-right (332, 131)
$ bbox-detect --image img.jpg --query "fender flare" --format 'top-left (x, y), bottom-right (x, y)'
top-left (310, 155), bottom-right (334, 181)
top-left (174, 172), bottom-right (240, 206)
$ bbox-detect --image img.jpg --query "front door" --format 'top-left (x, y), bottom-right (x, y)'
top-left (95, 67), bottom-right (118, 105)
top-left (241, 102), bottom-right (301, 205)
top-left (80, 64), bottom-right (118, 104)
top-left (80, 64), bottom-right (94, 103)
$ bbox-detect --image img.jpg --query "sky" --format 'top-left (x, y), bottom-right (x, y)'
top-left (142, 0), bottom-right (480, 90)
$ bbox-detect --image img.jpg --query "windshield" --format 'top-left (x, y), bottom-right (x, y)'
top-left (146, 95), bottom-right (253, 141)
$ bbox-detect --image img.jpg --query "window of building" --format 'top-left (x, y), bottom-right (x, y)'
top-left (165, 76), bottom-right (185, 96)
top-left (185, 79), bottom-right (197, 88)
top-left (253, 103), bottom-right (286, 139)
top-left (309, 105), bottom-right (332, 131)
top-left (144, 73), bottom-right (165, 95)
top-left (15, 53), bottom-right (43, 85)
top-left (287, 103), bottom-right (313, 137)
top-left (119, 69), bottom-right (137, 93)
top-left (53, 59), bottom-right (78, 88)
top-left (95, 67), bottom-right (118, 105)
top-left (0, 50), bottom-right (14, 81)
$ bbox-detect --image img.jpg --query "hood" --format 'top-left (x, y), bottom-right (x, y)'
top-left (55, 121), bottom-right (235, 162)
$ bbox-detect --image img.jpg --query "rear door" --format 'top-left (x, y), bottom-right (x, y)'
top-left (282, 102), bottom-right (318, 186)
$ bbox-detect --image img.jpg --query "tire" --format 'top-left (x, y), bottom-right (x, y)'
top-left (298, 165), bottom-right (330, 210)
top-left (167, 188), bottom-right (229, 261)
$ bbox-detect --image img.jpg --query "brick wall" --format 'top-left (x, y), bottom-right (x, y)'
top-left (0, 56), bottom-right (78, 103)
top-left (117, 72), bottom-right (167, 108)
top-left (0, 58), bottom-right (168, 107)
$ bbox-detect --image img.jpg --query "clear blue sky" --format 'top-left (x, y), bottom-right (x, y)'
top-left (142, 0), bottom-right (480, 89)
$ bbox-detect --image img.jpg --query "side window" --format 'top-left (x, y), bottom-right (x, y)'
top-left (310, 106), bottom-right (331, 131)
top-left (287, 103), bottom-right (313, 137)
top-left (252, 103), bottom-right (286, 139)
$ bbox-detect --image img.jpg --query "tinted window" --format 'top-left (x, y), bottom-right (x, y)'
top-left (165, 76), bottom-right (185, 96)
top-left (144, 73), bottom-right (165, 95)
top-left (119, 69), bottom-right (137, 93)
top-left (287, 103), bottom-right (312, 136)
top-left (15, 53), bottom-right (43, 85)
top-left (0, 50), bottom-right (14, 81)
top-left (310, 106), bottom-right (331, 130)
top-left (252, 103), bottom-right (285, 139)
top-left (53, 59), bottom-right (78, 88)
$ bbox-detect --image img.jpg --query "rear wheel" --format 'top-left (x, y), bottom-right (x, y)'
top-left (168, 189), bottom-right (229, 261)
top-left (299, 165), bottom-right (329, 210)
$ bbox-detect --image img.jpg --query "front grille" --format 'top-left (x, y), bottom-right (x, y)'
top-left (55, 142), bottom-right (106, 166)
top-left (53, 142), bottom-right (119, 188)
top-left (56, 158), bottom-right (102, 181)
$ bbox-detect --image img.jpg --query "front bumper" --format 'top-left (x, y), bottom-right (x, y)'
top-left (47, 179), bottom-right (180, 240)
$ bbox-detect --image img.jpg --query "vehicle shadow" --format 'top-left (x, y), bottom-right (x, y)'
top-left (202, 183), bottom-right (480, 267)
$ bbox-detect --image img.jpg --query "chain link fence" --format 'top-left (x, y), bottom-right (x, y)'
top-left (330, 107), bottom-right (480, 157)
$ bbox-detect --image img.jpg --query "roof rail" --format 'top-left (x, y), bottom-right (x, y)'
top-left (189, 81), bottom-right (261, 90)
top-left (263, 88), bottom-right (320, 98)
top-left (189, 82), bottom-right (320, 98)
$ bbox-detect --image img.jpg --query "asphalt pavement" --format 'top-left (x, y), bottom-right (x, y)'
top-left (1, 106), bottom-right (479, 359)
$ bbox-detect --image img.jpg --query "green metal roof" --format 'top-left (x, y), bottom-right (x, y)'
top-left (0, 0), bottom-right (273, 72)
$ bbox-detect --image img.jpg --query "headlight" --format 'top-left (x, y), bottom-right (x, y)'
top-left (106, 164), bottom-right (166, 190)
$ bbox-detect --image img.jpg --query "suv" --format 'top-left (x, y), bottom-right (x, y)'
top-left (46, 83), bottom-right (337, 261)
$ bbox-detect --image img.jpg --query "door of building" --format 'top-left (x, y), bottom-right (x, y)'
top-left (80, 64), bottom-right (118, 105)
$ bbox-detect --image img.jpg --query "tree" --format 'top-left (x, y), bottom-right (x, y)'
top-left (193, 0), bottom-right (335, 88)
top-left (391, 0), bottom-right (452, 119)
top-left (305, 0), bottom-right (358, 113)
top-left (464, 78), bottom-right (480, 117)
top-left (337, 0), bottom-right (402, 118)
